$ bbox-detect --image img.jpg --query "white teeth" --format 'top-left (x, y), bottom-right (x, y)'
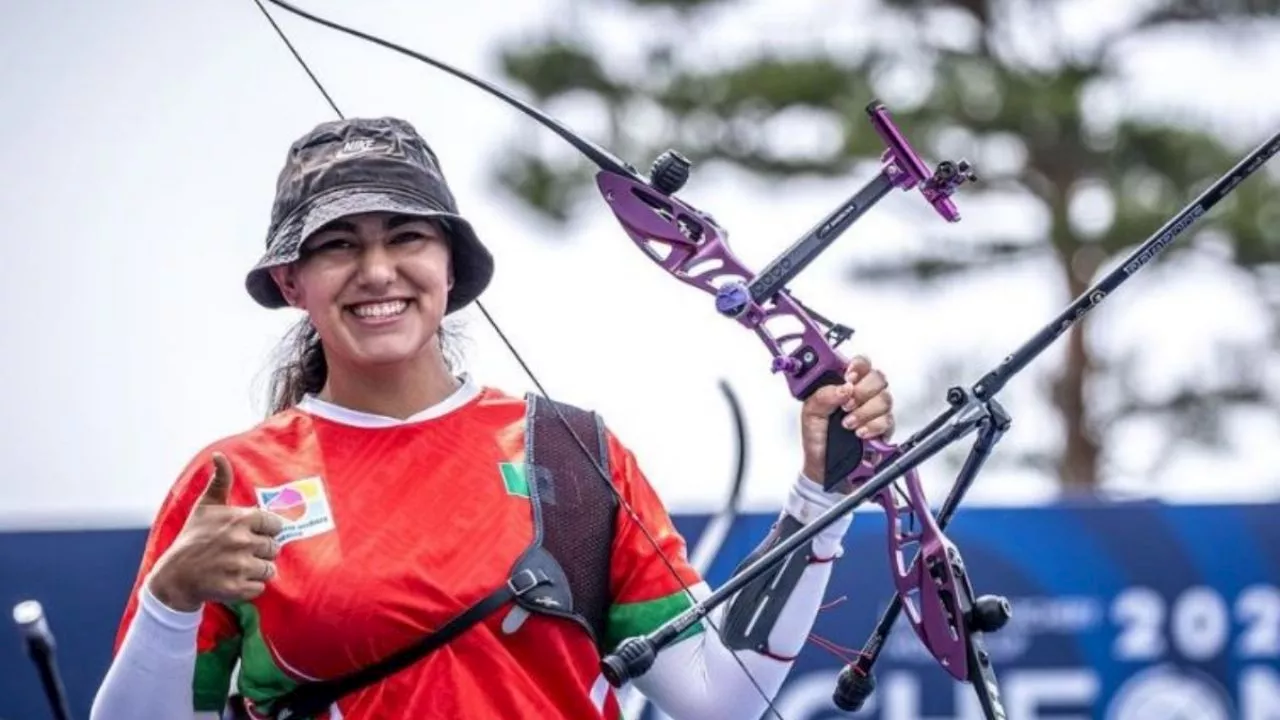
top-left (351, 300), bottom-right (408, 318)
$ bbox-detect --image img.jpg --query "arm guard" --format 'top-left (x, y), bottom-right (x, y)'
top-left (718, 473), bottom-right (853, 655)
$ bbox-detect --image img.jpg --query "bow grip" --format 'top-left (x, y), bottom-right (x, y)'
top-left (804, 369), bottom-right (866, 493)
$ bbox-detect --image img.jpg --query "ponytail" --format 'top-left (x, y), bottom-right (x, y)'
top-left (266, 317), bottom-right (329, 416)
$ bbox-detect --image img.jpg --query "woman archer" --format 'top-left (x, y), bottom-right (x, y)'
top-left (89, 115), bottom-right (896, 720)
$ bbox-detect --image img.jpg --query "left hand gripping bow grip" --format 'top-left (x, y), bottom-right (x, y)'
top-left (803, 370), bottom-right (868, 493)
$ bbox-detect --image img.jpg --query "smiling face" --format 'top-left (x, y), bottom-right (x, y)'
top-left (268, 211), bottom-right (453, 372)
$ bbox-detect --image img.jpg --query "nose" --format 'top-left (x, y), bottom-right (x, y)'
top-left (354, 242), bottom-right (397, 291)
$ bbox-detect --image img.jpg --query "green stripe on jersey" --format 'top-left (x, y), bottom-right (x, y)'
top-left (499, 462), bottom-right (531, 498)
top-left (227, 602), bottom-right (300, 709)
top-left (193, 635), bottom-right (241, 711)
top-left (605, 590), bottom-right (705, 653)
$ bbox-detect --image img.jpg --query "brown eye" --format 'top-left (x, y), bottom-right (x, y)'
top-left (391, 231), bottom-right (429, 244)
top-left (302, 238), bottom-right (354, 256)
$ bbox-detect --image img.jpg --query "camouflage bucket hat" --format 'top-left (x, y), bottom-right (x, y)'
top-left (245, 116), bottom-right (494, 315)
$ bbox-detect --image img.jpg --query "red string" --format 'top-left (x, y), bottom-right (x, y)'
top-left (806, 633), bottom-right (862, 665)
top-left (819, 595), bottom-right (849, 612)
top-left (801, 595), bottom-right (868, 666)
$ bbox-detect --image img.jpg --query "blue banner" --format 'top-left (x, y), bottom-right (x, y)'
top-left (680, 502), bottom-right (1280, 720)
top-left (3, 502), bottom-right (1278, 719)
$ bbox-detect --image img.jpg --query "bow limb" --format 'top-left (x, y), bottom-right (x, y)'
top-left (255, 0), bottom-right (638, 180)
top-left (686, 380), bottom-right (748, 575)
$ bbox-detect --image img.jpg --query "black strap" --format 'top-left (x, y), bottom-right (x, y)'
top-left (267, 567), bottom-right (551, 720)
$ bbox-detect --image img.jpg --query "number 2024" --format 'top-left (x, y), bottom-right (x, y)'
top-left (1111, 584), bottom-right (1280, 661)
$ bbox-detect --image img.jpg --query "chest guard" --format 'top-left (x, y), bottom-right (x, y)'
top-left (517, 392), bottom-right (619, 650)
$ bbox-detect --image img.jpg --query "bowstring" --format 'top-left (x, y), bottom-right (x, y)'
top-left (247, 1), bottom-right (791, 717)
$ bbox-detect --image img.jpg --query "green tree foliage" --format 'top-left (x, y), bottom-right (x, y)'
top-left (487, 0), bottom-right (1280, 493)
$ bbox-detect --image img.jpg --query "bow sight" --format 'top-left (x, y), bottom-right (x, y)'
top-left (254, 2), bottom-right (1280, 717)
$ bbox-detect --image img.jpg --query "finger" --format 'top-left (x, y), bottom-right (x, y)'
top-left (250, 534), bottom-right (280, 560)
top-left (199, 452), bottom-right (233, 506)
top-left (855, 415), bottom-right (894, 440)
top-left (241, 557), bottom-right (276, 583)
top-left (848, 370), bottom-right (888, 407)
top-left (841, 370), bottom-right (885, 413)
top-left (843, 391), bottom-right (892, 431)
top-left (844, 355), bottom-right (872, 383)
top-left (226, 566), bottom-right (272, 601)
top-left (806, 383), bottom-right (853, 415)
top-left (250, 509), bottom-right (285, 537)
top-left (237, 582), bottom-right (268, 602)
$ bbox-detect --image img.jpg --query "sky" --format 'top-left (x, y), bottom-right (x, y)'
top-left (1, 0), bottom-right (1278, 531)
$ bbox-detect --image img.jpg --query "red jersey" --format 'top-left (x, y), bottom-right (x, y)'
top-left (113, 380), bottom-right (704, 719)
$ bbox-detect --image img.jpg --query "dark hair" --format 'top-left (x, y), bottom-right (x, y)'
top-left (264, 315), bottom-right (467, 416)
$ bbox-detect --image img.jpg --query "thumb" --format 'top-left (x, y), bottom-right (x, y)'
top-left (805, 383), bottom-right (851, 416)
top-left (199, 452), bottom-right (234, 506)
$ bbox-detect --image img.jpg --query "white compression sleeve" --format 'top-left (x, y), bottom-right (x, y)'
top-left (90, 584), bottom-right (215, 720)
top-left (631, 474), bottom-right (853, 720)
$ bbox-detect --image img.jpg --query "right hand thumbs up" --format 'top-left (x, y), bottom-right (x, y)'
top-left (147, 452), bottom-right (285, 612)
top-left (198, 452), bottom-right (234, 506)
